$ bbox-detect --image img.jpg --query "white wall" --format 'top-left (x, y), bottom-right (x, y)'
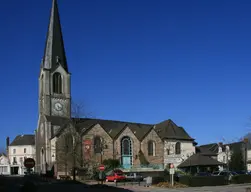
top-left (8, 145), bottom-right (36, 175)
top-left (0, 155), bottom-right (10, 175)
top-left (163, 140), bottom-right (195, 169)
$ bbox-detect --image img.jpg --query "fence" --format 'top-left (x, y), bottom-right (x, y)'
top-left (119, 164), bottom-right (164, 171)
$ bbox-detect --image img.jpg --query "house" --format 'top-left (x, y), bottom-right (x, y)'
top-left (197, 141), bottom-right (248, 171)
top-left (8, 135), bottom-right (36, 175)
top-left (35, 0), bottom-right (197, 177)
top-left (0, 153), bottom-right (10, 175)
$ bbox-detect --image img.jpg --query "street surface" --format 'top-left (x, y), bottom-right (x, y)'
top-left (106, 181), bottom-right (251, 192)
top-left (0, 176), bottom-right (251, 192)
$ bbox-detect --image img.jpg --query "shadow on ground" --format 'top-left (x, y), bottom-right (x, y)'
top-left (0, 175), bottom-right (135, 192)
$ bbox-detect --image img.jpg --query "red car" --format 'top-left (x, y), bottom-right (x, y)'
top-left (106, 169), bottom-right (126, 182)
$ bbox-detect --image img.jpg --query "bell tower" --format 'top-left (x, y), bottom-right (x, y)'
top-left (39, 0), bottom-right (71, 118)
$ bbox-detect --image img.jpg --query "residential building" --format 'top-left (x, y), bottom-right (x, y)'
top-left (0, 153), bottom-right (10, 175)
top-left (8, 135), bottom-right (35, 175)
top-left (197, 141), bottom-right (248, 171)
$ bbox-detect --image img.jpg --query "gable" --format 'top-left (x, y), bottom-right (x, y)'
top-left (154, 119), bottom-right (194, 141)
top-left (84, 124), bottom-right (112, 140)
top-left (116, 126), bottom-right (139, 143)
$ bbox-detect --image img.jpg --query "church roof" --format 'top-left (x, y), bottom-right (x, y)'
top-left (154, 119), bottom-right (194, 140)
top-left (41, 0), bottom-right (68, 72)
top-left (9, 135), bottom-right (35, 146)
top-left (47, 115), bottom-right (194, 141)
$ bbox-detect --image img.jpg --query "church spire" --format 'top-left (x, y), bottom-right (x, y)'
top-left (42, 0), bottom-right (68, 72)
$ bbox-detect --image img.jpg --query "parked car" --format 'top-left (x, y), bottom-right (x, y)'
top-left (195, 172), bottom-right (211, 176)
top-left (106, 169), bottom-right (126, 182)
top-left (235, 170), bottom-right (247, 175)
top-left (125, 172), bottom-right (143, 181)
top-left (212, 171), bottom-right (237, 182)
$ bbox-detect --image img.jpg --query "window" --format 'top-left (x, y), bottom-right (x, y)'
top-left (166, 149), bottom-right (170, 155)
top-left (148, 140), bottom-right (155, 156)
top-left (53, 72), bottom-right (62, 94)
top-left (94, 136), bottom-right (102, 154)
top-left (175, 142), bottom-right (181, 154)
top-left (13, 149), bottom-right (16, 154)
top-left (24, 148), bottom-right (26, 153)
top-left (20, 157), bottom-right (23, 164)
top-left (121, 137), bottom-right (132, 155)
top-left (0, 166), bottom-right (7, 173)
top-left (13, 157), bottom-right (16, 164)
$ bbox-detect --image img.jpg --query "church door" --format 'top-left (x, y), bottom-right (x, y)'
top-left (121, 137), bottom-right (132, 169)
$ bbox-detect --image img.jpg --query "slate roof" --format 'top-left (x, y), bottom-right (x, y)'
top-left (42, 0), bottom-right (68, 72)
top-left (45, 115), bottom-right (71, 126)
top-left (178, 153), bottom-right (225, 168)
top-left (46, 115), bottom-right (194, 141)
top-left (197, 143), bottom-right (218, 155)
top-left (197, 141), bottom-right (249, 155)
top-left (9, 135), bottom-right (35, 146)
top-left (154, 120), bottom-right (194, 140)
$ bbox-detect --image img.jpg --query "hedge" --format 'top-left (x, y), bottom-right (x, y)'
top-left (179, 176), bottom-right (227, 187)
top-left (231, 175), bottom-right (251, 184)
top-left (152, 176), bottom-right (165, 184)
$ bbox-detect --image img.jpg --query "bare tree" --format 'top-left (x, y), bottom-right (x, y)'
top-left (55, 101), bottom-right (94, 180)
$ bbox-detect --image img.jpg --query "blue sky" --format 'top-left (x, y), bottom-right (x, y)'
top-left (0, 0), bottom-right (251, 150)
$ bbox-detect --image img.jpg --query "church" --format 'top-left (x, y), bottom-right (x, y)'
top-left (35, 0), bottom-right (196, 176)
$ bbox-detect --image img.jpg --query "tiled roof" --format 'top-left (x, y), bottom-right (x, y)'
top-left (9, 135), bottom-right (35, 146)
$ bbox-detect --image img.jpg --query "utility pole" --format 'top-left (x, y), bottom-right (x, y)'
top-left (244, 138), bottom-right (248, 172)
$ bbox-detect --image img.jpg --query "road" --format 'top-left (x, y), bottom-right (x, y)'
top-left (116, 183), bottom-right (251, 192)
top-left (1, 176), bottom-right (250, 192)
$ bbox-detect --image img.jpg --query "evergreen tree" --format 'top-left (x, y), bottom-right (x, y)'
top-left (228, 146), bottom-right (245, 171)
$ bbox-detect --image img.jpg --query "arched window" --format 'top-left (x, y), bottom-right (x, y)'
top-left (175, 142), bottom-right (181, 154)
top-left (148, 140), bottom-right (155, 156)
top-left (53, 72), bottom-right (62, 94)
top-left (94, 136), bottom-right (102, 154)
top-left (121, 137), bottom-right (132, 156)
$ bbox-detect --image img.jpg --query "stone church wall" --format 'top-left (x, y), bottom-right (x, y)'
top-left (141, 129), bottom-right (164, 165)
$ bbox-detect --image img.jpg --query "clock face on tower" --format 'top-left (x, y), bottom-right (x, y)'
top-left (54, 102), bottom-right (63, 111)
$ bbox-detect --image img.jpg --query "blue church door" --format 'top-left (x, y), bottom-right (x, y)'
top-left (121, 137), bottom-right (132, 169)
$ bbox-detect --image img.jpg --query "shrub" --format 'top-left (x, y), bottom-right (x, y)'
top-left (231, 175), bottom-right (251, 184)
top-left (138, 150), bottom-right (149, 165)
top-left (179, 176), bottom-right (227, 187)
top-left (102, 159), bottom-right (120, 171)
top-left (152, 176), bottom-right (165, 184)
top-left (155, 181), bottom-right (188, 188)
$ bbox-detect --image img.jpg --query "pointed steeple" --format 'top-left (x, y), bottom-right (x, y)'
top-left (42, 0), bottom-right (68, 72)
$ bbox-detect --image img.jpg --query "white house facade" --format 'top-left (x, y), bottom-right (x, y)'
top-left (0, 153), bottom-right (10, 175)
top-left (8, 135), bottom-right (36, 175)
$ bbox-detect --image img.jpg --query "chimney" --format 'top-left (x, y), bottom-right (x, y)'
top-left (6, 137), bottom-right (9, 157)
